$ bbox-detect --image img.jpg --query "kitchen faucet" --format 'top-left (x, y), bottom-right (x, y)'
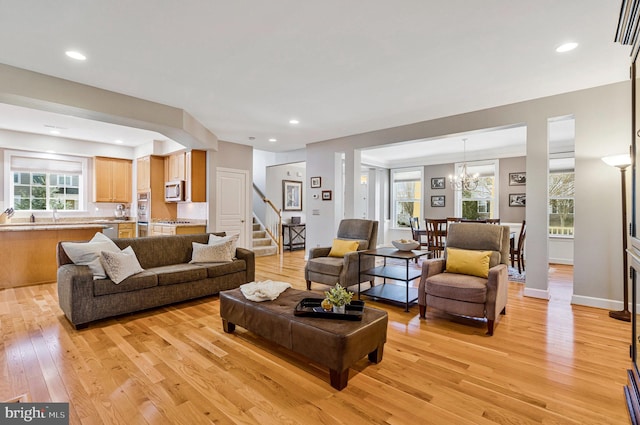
top-left (52, 206), bottom-right (58, 223)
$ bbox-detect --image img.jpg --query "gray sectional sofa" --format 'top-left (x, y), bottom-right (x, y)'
top-left (57, 233), bottom-right (255, 329)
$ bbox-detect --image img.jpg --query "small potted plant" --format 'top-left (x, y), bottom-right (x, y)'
top-left (324, 283), bottom-right (354, 314)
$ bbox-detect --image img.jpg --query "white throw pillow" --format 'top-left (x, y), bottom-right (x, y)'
top-left (61, 232), bottom-right (120, 280)
top-left (100, 246), bottom-right (144, 284)
top-left (190, 241), bottom-right (234, 263)
top-left (208, 233), bottom-right (239, 257)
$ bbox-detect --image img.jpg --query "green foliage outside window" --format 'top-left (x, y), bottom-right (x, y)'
top-left (12, 172), bottom-right (80, 211)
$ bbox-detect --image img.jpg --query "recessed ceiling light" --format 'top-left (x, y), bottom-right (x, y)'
top-left (269, 138), bottom-right (277, 142)
top-left (289, 119), bottom-right (299, 125)
top-left (65, 50), bottom-right (87, 61)
top-left (556, 42), bottom-right (578, 53)
top-left (49, 130), bottom-right (60, 135)
top-left (114, 139), bottom-right (123, 144)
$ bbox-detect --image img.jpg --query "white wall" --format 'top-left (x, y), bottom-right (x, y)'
top-left (266, 163), bottom-right (306, 224)
top-left (306, 80), bottom-right (629, 309)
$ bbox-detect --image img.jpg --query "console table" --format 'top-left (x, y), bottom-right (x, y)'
top-left (358, 247), bottom-right (430, 312)
top-left (282, 223), bottom-right (306, 251)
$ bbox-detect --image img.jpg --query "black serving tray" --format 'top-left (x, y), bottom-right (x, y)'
top-left (293, 298), bottom-right (365, 321)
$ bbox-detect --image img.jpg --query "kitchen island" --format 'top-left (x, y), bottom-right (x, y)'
top-left (0, 221), bottom-right (110, 289)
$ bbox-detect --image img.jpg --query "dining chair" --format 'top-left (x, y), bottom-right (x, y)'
top-left (446, 217), bottom-right (462, 227)
top-left (409, 217), bottom-right (429, 250)
top-left (510, 219), bottom-right (526, 274)
top-left (425, 218), bottom-right (448, 258)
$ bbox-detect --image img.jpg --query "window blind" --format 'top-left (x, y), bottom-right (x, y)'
top-left (11, 156), bottom-right (82, 174)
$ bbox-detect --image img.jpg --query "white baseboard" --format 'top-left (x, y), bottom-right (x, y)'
top-left (523, 287), bottom-right (550, 300)
top-left (549, 258), bottom-right (573, 265)
top-left (570, 295), bottom-right (625, 311)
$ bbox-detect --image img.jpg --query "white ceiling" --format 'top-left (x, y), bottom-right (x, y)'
top-left (0, 1), bottom-right (631, 154)
top-left (362, 118), bottom-right (576, 168)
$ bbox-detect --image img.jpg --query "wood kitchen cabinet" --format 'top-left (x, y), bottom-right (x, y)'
top-left (185, 150), bottom-right (206, 202)
top-left (165, 151), bottom-right (185, 182)
top-left (150, 224), bottom-right (206, 236)
top-left (117, 222), bottom-right (135, 238)
top-left (135, 155), bottom-right (177, 219)
top-left (163, 150), bottom-right (206, 202)
top-left (94, 157), bottom-right (132, 203)
top-left (136, 156), bottom-right (151, 192)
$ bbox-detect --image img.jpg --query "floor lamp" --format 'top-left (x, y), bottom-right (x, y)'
top-left (602, 153), bottom-right (632, 322)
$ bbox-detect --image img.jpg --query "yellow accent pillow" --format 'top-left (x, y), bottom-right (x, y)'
top-left (328, 239), bottom-right (360, 257)
top-left (445, 247), bottom-right (492, 278)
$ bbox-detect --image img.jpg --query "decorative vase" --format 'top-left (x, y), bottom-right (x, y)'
top-left (333, 304), bottom-right (346, 314)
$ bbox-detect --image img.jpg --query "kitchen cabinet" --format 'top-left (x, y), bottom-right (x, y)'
top-left (163, 150), bottom-right (206, 202)
top-left (117, 222), bottom-right (135, 238)
top-left (136, 155), bottom-right (177, 219)
top-left (185, 150), bottom-right (206, 202)
top-left (165, 151), bottom-right (185, 182)
top-left (150, 224), bottom-right (206, 236)
top-left (136, 156), bottom-right (151, 192)
top-left (94, 157), bottom-right (132, 203)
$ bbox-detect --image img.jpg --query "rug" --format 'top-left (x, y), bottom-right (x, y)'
top-left (508, 266), bottom-right (526, 283)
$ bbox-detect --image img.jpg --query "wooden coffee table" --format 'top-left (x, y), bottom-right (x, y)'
top-left (219, 287), bottom-right (388, 390)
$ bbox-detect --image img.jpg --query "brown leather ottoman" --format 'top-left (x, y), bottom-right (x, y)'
top-left (219, 287), bottom-right (388, 390)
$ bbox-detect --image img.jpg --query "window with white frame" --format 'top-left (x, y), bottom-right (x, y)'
top-left (548, 157), bottom-right (574, 237)
top-left (6, 151), bottom-right (87, 211)
top-left (392, 167), bottom-right (422, 228)
top-left (454, 161), bottom-right (498, 219)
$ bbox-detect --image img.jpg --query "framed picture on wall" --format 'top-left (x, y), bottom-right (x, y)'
top-left (310, 176), bottom-right (321, 188)
top-left (509, 193), bottom-right (526, 207)
top-left (431, 195), bottom-right (445, 207)
top-left (509, 172), bottom-right (526, 186)
top-left (431, 177), bottom-right (445, 189)
top-left (322, 190), bottom-right (332, 201)
top-left (283, 180), bottom-right (302, 211)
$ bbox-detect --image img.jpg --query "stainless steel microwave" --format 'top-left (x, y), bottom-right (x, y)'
top-left (165, 180), bottom-right (184, 202)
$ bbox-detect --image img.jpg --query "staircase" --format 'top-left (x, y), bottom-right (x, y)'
top-left (252, 218), bottom-right (278, 257)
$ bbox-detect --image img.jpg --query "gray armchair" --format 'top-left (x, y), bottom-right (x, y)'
top-left (305, 219), bottom-right (379, 291)
top-left (418, 222), bottom-right (509, 335)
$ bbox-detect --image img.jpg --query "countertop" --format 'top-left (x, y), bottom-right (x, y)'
top-left (150, 221), bottom-right (207, 227)
top-left (0, 219), bottom-right (136, 232)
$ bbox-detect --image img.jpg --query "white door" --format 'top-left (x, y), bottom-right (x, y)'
top-left (216, 168), bottom-right (250, 248)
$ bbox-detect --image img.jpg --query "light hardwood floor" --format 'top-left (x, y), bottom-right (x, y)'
top-left (0, 253), bottom-right (631, 424)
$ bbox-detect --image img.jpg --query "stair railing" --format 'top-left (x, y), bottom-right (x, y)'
top-left (253, 183), bottom-right (282, 253)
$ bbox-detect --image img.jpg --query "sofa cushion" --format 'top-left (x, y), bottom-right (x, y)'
top-left (100, 246), bottom-right (145, 284)
top-left (149, 264), bottom-right (208, 286)
top-left (61, 232), bottom-right (120, 279)
top-left (113, 233), bottom-right (212, 268)
top-left (190, 241), bottom-right (234, 263)
top-left (445, 247), bottom-right (491, 278)
top-left (93, 270), bottom-right (158, 296)
top-left (306, 256), bottom-right (344, 277)
top-left (208, 233), bottom-right (240, 256)
top-left (201, 259), bottom-right (247, 278)
top-left (426, 272), bottom-right (488, 303)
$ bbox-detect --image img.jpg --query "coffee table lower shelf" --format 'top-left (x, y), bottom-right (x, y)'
top-left (360, 284), bottom-right (418, 310)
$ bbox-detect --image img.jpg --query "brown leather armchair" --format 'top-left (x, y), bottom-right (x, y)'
top-left (418, 222), bottom-right (509, 335)
top-left (305, 219), bottom-right (379, 291)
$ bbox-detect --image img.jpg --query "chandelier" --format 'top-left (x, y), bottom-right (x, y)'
top-left (449, 138), bottom-right (479, 191)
